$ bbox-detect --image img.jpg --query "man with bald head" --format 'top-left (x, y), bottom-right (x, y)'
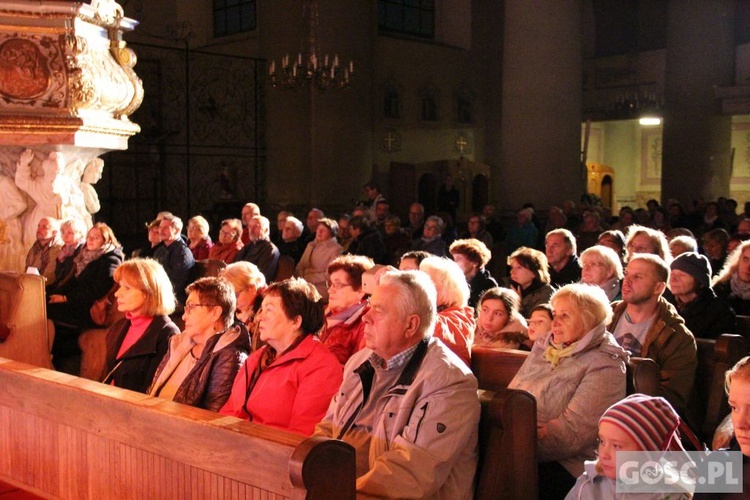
top-left (315, 270), bottom-right (479, 498)
top-left (233, 215), bottom-right (279, 282)
top-left (25, 217), bottom-right (63, 282)
top-left (240, 202), bottom-right (260, 244)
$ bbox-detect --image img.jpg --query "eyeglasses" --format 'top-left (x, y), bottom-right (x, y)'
top-left (184, 302), bottom-right (215, 313)
top-left (326, 281), bottom-right (353, 291)
top-left (220, 230), bottom-right (235, 237)
top-left (582, 262), bottom-right (606, 270)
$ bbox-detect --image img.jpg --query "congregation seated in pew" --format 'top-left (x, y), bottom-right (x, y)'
top-left (47, 222), bottom-right (124, 371)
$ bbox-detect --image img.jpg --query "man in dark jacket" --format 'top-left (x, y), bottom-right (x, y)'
top-left (233, 215), bottom-right (280, 282)
top-left (347, 216), bottom-right (387, 265)
top-left (154, 214), bottom-right (194, 304)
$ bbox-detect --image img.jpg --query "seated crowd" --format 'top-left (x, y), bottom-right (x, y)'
top-left (19, 189), bottom-right (750, 498)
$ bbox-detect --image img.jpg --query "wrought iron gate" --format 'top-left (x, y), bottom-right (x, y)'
top-left (99, 41), bottom-right (266, 253)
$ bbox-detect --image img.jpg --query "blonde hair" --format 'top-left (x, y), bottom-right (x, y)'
top-left (726, 356), bottom-right (750, 395)
top-left (714, 240), bottom-right (750, 287)
top-left (113, 258), bottom-right (176, 316)
top-left (580, 245), bottom-right (623, 280)
top-left (419, 256), bottom-right (470, 308)
top-left (220, 261), bottom-right (267, 294)
top-left (188, 215), bottom-right (210, 237)
top-left (551, 283), bottom-right (613, 333)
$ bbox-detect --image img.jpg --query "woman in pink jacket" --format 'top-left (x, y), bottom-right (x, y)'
top-left (219, 277), bottom-right (342, 435)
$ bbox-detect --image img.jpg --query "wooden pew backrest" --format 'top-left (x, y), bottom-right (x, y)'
top-left (0, 272), bottom-right (52, 369)
top-left (692, 334), bottom-right (748, 441)
top-left (0, 357), bottom-right (355, 499)
top-left (471, 346), bottom-right (528, 391)
top-left (471, 346), bottom-right (658, 398)
top-left (627, 356), bottom-right (660, 396)
top-left (475, 388), bottom-right (538, 500)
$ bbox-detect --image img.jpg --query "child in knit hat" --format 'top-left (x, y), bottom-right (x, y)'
top-left (565, 394), bottom-right (692, 499)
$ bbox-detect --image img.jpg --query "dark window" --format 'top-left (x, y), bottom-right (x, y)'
top-left (214, 0), bottom-right (257, 38)
top-left (378, 0), bottom-right (434, 39)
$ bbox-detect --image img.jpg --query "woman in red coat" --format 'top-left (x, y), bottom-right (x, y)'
top-left (318, 254), bottom-right (373, 365)
top-left (219, 277), bottom-right (342, 435)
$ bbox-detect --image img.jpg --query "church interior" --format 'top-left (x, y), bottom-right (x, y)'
top-left (1, 1), bottom-right (750, 498)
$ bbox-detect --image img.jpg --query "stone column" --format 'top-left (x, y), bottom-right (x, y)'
top-left (0, 0), bottom-right (142, 271)
top-left (498, 0), bottom-right (584, 210)
top-left (661, 1), bottom-right (735, 205)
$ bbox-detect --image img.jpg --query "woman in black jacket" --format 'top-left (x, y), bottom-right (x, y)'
top-left (47, 222), bottom-right (124, 369)
top-left (102, 258), bottom-right (180, 393)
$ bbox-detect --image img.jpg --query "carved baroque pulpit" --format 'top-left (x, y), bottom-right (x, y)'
top-left (0, 0), bottom-right (141, 271)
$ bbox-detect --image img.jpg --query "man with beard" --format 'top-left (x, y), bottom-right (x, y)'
top-left (608, 253), bottom-right (697, 415)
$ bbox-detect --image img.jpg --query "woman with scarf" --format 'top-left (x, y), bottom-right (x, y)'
top-left (319, 254), bottom-right (373, 365)
top-left (148, 277), bottom-right (250, 411)
top-left (219, 278), bottom-right (342, 435)
top-left (296, 217), bottom-right (342, 301)
top-left (102, 258), bottom-right (179, 392)
top-left (713, 240), bottom-right (750, 315)
top-left (46, 217), bottom-right (86, 295)
top-left (508, 283), bottom-right (628, 500)
top-left (47, 222), bottom-right (124, 370)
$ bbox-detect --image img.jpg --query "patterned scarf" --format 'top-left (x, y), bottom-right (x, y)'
top-left (73, 243), bottom-right (114, 276)
top-left (543, 339), bottom-right (579, 368)
top-left (57, 243), bottom-right (81, 263)
top-left (730, 272), bottom-right (750, 300)
top-left (25, 240), bottom-right (55, 274)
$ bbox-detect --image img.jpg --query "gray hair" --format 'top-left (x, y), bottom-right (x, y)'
top-left (162, 214), bottom-right (183, 232)
top-left (379, 271), bottom-right (437, 339)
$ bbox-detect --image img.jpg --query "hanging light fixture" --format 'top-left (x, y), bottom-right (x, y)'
top-left (268, 0), bottom-right (353, 91)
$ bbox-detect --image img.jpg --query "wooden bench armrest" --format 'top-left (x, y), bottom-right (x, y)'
top-left (290, 436), bottom-right (356, 499)
top-left (703, 334), bottom-right (749, 439)
top-left (627, 357), bottom-right (660, 396)
top-left (476, 388), bottom-right (537, 500)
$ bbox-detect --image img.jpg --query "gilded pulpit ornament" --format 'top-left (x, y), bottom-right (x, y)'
top-left (0, 0), bottom-right (142, 272)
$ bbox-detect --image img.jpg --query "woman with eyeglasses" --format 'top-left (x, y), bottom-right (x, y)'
top-left (208, 218), bottom-right (244, 264)
top-left (148, 277), bottom-right (250, 411)
top-left (102, 258), bottom-right (179, 392)
top-left (579, 245), bottom-right (623, 301)
top-left (220, 278), bottom-right (342, 435)
top-left (318, 254), bottom-right (374, 365)
top-left (220, 261), bottom-right (267, 351)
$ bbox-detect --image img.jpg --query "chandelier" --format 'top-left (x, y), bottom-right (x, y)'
top-left (268, 0), bottom-right (353, 91)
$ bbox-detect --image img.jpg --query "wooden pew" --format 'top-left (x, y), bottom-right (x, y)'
top-left (475, 388), bottom-right (537, 500)
top-left (471, 346), bottom-right (659, 396)
top-left (690, 333), bottom-right (748, 442)
top-left (0, 357), bottom-right (355, 499)
top-left (0, 272), bottom-right (52, 369)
